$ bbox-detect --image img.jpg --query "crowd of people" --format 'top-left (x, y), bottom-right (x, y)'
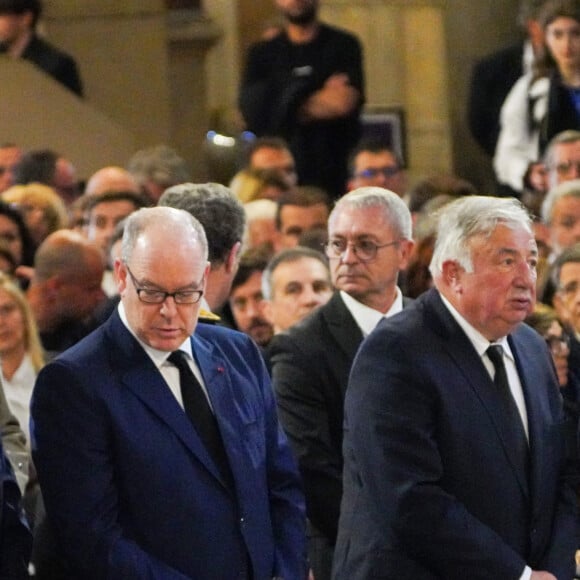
top-left (2, 0), bottom-right (580, 578)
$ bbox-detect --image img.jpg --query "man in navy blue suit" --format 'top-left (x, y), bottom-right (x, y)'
top-left (31, 206), bottom-right (307, 579)
top-left (333, 196), bottom-right (578, 580)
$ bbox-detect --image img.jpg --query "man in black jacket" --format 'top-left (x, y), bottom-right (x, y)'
top-left (268, 187), bottom-right (414, 580)
top-left (239, 0), bottom-right (364, 199)
top-left (0, 0), bottom-right (83, 96)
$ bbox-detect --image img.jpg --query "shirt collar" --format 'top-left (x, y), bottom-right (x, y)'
top-left (340, 287), bottom-right (403, 336)
top-left (439, 293), bottom-right (514, 361)
top-left (118, 302), bottom-right (193, 370)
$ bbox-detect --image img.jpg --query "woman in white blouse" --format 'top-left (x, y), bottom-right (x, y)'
top-left (495, 0), bottom-right (580, 193)
top-left (0, 273), bottom-right (44, 444)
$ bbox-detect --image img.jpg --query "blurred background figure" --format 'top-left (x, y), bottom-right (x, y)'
top-left (0, 273), bottom-right (44, 444)
top-left (83, 166), bottom-right (141, 198)
top-left (2, 182), bottom-right (68, 249)
top-left (544, 130), bottom-right (580, 189)
top-left (347, 138), bottom-right (406, 196)
top-left (26, 230), bottom-right (105, 358)
top-left (229, 167), bottom-right (291, 203)
top-left (83, 190), bottom-right (148, 256)
top-left (526, 303), bottom-right (579, 412)
top-left (405, 173), bottom-right (477, 224)
top-left (495, 0), bottom-right (580, 195)
top-left (127, 144), bottom-right (190, 204)
top-left (83, 190), bottom-right (148, 297)
top-left (226, 248), bottom-right (273, 348)
top-left (468, 0), bottom-right (544, 158)
top-left (261, 246), bottom-right (332, 334)
top-left (0, 143), bottom-right (23, 194)
top-left (275, 187), bottom-right (330, 251)
top-left (243, 137), bottom-right (299, 188)
top-left (239, 0), bottom-right (364, 199)
top-left (0, 201), bottom-right (35, 273)
top-left (13, 149), bottom-right (79, 206)
top-left (541, 179), bottom-right (580, 258)
top-left (0, 0), bottom-right (83, 96)
top-left (243, 199), bottom-right (278, 255)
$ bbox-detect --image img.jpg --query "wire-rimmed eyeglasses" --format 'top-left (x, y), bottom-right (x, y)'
top-left (125, 264), bottom-right (204, 305)
top-left (324, 239), bottom-right (401, 262)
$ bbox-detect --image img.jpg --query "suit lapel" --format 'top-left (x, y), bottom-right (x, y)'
top-left (424, 290), bottom-right (530, 498)
top-left (323, 293), bottom-right (364, 362)
top-left (191, 333), bottom-right (251, 491)
top-left (508, 332), bottom-right (549, 507)
top-left (105, 313), bottom-right (229, 488)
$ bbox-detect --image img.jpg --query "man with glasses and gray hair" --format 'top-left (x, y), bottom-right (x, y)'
top-left (268, 186), bottom-right (414, 580)
top-left (31, 206), bottom-right (307, 579)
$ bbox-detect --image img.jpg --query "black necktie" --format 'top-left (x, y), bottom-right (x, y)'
top-left (486, 344), bottom-right (529, 477)
top-left (168, 350), bottom-right (233, 487)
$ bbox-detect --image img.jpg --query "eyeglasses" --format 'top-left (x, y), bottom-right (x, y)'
top-left (324, 238), bottom-right (400, 262)
top-left (125, 264), bottom-right (204, 305)
top-left (544, 334), bottom-right (570, 356)
top-left (554, 160), bottom-right (580, 176)
top-left (355, 166), bottom-right (400, 179)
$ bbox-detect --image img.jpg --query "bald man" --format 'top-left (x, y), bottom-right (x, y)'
top-left (84, 166), bottom-right (141, 197)
top-left (26, 230), bottom-right (105, 357)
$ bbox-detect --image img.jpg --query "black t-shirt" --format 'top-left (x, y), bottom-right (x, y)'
top-left (240, 23), bottom-right (365, 199)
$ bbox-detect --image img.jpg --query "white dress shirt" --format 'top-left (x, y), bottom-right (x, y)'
top-left (340, 287), bottom-right (403, 337)
top-left (439, 294), bottom-right (531, 580)
top-left (118, 302), bottom-right (212, 409)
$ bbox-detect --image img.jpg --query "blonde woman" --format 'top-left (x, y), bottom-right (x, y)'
top-left (0, 273), bottom-right (44, 443)
top-left (2, 182), bottom-right (69, 248)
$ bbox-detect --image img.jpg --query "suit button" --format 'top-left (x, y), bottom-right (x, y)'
top-left (240, 517), bottom-right (245, 524)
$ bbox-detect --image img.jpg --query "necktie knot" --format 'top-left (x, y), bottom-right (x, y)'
top-left (486, 344), bottom-right (504, 370)
top-left (168, 350), bottom-right (188, 370)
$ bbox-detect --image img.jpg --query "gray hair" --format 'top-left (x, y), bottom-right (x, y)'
top-left (158, 183), bottom-right (246, 266)
top-left (541, 179), bottom-right (580, 223)
top-left (429, 196), bottom-right (532, 277)
top-left (262, 246), bottom-right (329, 300)
top-left (543, 130), bottom-right (580, 169)
top-left (330, 187), bottom-right (412, 240)
top-left (127, 144), bottom-right (190, 190)
top-left (121, 206), bottom-right (208, 264)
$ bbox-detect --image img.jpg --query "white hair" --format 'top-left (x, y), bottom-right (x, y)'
top-left (429, 196), bottom-right (532, 277)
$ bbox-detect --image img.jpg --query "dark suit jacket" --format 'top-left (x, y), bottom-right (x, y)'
top-left (268, 292), bottom-right (412, 544)
top-left (468, 43), bottom-right (523, 156)
top-left (31, 310), bottom-right (306, 579)
top-left (22, 34), bottom-right (83, 97)
top-left (333, 289), bottom-right (578, 580)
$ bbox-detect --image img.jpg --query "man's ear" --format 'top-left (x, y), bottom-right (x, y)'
top-left (114, 259), bottom-right (127, 295)
top-left (398, 239), bottom-right (415, 272)
top-left (441, 260), bottom-right (463, 290)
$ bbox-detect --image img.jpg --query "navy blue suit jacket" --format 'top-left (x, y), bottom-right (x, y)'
top-left (31, 310), bottom-right (307, 579)
top-left (333, 289), bottom-right (578, 579)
